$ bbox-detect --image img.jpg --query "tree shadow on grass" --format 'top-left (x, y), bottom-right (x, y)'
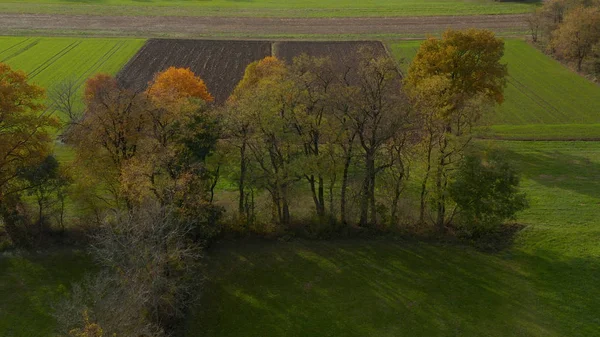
top-left (0, 251), bottom-right (92, 337)
top-left (187, 239), bottom-right (600, 337)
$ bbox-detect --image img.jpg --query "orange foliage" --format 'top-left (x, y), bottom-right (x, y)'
top-left (0, 63), bottom-right (59, 200)
top-left (147, 67), bottom-right (213, 102)
top-left (84, 74), bottom-right (117, 103)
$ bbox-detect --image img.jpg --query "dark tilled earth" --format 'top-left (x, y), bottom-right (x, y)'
top-left (118, 39), bottom-right (389, 104)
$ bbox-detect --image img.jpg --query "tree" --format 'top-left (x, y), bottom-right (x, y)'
top-left (224, 57), bottom-right (297, 226)
top-left (449, 152), bottom-right (528, 235)
top-left (405, 29), bottom-right (508, 230)
top-left (552, 5), bottom-right (600, 70)
top-left (50, 77), bottom-right (83, 122)
top-left (287, 54), bottom-right (337, 218)
top-left (0, 63), bottom-right (59, 244)
top-left (19, 155), bottom-right (72, 238)
top-left (65, 74), bottom-right (149, 208)
top-left (131, 67), bottom-right (218, 206)
top-left (350, 51), bottom-right (412, 227)
top-left (527, 7), bottom-right (545, 43)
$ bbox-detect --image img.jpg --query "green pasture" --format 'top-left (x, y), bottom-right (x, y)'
top-left (0, 0), bottom-right (539, 17)
top-left (2, 141), bottom-right (599, 336)
top-left (184, 140), bottom-right (600, 337)
top-left (390, 39), bottom-right (600, 139)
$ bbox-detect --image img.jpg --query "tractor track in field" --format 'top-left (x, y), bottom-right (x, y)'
top-left (0, 13), bottom-right (528, 38)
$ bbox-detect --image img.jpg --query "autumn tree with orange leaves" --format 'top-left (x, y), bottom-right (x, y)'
top-left (67, 67), bottom-right (219, 214)
top-left (0, 63), bottom-right (60, 244)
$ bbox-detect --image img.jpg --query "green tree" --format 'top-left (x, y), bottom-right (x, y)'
top-left (449, 152), bottom-right (528, 235)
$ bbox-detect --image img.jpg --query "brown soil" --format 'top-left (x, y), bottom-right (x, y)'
top-left (117, 39), bottom-right (272, 104)
top-left (0, 13), bottom-right (528, 37)
top-left (117, 39), bottom-right (390, 104)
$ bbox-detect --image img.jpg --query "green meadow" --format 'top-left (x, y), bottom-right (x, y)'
top-left (182, 140), bottom-right (600, 337)
top-left (0, 0), bottom-right (539, 17)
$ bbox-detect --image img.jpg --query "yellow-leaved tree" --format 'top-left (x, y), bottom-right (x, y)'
top-left (404, 29), bottom-right (508, 229)
top-left (552, 5), bottom-right (600, 71)
top-left (223, 56), bottom-right (289, 224)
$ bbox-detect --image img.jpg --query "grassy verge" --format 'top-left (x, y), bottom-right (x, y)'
top-left (0, 0), bottom-right (539, 18)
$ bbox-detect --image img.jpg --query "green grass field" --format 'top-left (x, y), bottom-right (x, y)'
top-left (390, 39), bottom-right (600, 140)
top-left (185, 140), bottom-right (600, 337)
top-left (0, 0), bottom-right (539, 17)
top-left (0, 36), bottom-right (145, 110)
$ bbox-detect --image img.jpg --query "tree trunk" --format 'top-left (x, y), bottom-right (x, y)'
top-left (368, 156), bottom-right (377, 227)
top-left (281, 184), bottom-right (291, 226)
top-left (360, 151), bottom-right (375, 227)
top-left (391, 171), bottom-right (405, 226)
top-left (419, 135), bottom-right (434, 224)
top-left (435, 136), bottom-right (449, 231)
top-left (340, 149), bottom-right (352, 225)
top-left (238, 142), bottom-right (247, 215)
top-left (318, 175), bottom-right (325, 216)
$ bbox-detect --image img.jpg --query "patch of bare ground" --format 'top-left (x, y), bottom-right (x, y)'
top-left (0, 13), bottom-right (528, 38)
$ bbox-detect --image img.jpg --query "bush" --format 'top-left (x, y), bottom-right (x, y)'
top-left (449, 152), bottom-right (528, 236)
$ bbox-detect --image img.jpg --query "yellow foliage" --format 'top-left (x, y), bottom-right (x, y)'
top-left (68, 309), bottom-right (105, 337)
top-left (405, 29), bottom-right (507, 109)
top-left (229, 56), bottom-right (287, 102)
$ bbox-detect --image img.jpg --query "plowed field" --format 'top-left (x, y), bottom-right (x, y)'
top-left (117, 39), bottom-right (272, 104)
top-left (118, 39), bottom-right (389, 104)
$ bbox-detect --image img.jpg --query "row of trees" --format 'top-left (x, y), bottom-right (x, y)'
top-left (219, 29), bottom-right (525, 233)
top-left (528, 0), bottom-right (600, 73)
top-left (0, 29), bottom-right (528, 244)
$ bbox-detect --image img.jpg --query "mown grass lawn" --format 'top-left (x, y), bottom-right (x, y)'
top-left (186, 140), bottom-right (600, 337)
top-left (0, 0), bottom-right (539, 17)
top-left (390, 39), bottom-right (600, 140)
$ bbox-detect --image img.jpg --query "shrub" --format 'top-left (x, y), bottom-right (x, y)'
top-left (449, 152), bottom-right (528, 236)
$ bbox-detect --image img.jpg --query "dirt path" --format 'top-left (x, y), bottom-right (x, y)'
top-left (0, 13), bottom-right (528, 38)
